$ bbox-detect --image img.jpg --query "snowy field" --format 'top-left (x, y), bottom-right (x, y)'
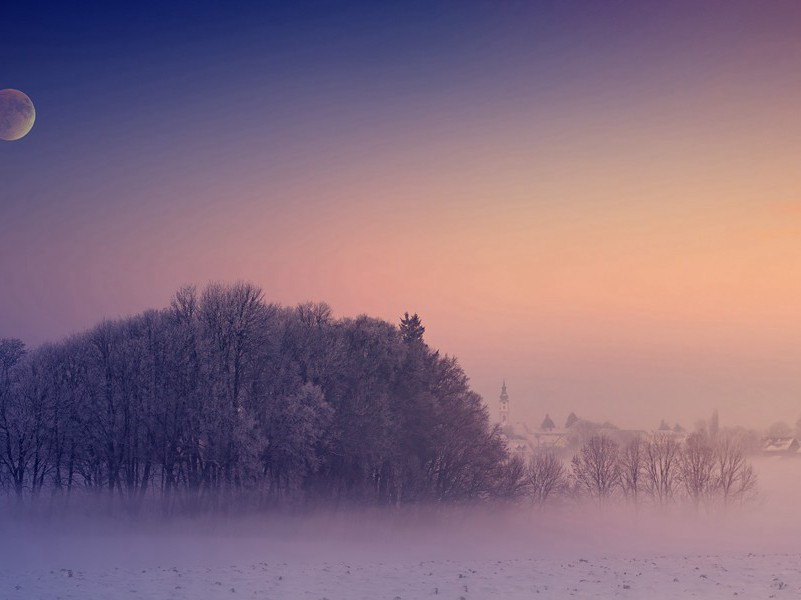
top-left (1, 459), bottom-right (799, 599)
top-left (2, 552), bottom-right (801, 599)
top-left (0, 555), bottom-right (801, 600)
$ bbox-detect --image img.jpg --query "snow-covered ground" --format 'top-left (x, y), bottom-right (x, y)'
top-left (2, 552), bottom-right (801, 599)
top-left (1, 459), bottom-right (799, 599)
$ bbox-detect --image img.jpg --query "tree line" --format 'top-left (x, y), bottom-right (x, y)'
top-left (0, 282), bottom-right (513, 511)
top-left (516, 431), bottom-right (757, 509)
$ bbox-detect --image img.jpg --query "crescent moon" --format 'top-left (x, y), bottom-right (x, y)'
top-left (0, 89), bottom-right (36, 141)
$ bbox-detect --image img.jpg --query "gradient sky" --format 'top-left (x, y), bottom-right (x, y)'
top-left (3, 0), bottom-right (801, 429)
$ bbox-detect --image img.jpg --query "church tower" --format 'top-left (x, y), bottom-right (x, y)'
top-left (499, 381), bottom-right (509, 426)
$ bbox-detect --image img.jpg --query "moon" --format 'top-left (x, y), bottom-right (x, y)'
top-left (0, 89), bottom-right (36, 141)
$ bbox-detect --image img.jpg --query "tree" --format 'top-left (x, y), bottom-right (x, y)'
top-left (399, 312), bottom-right (425, 345)
top-left (678, 432), bottom-right (715, 508)
top-left (0, 284), bottom-right (513, 510)
top-left (565, 412), bottom-right (579, 428)
top-left (527, 452), bottom-right (566, 506)
top-left (714, 433), bottom-right (757, 506)
top-left (493, 455), bottom-right (529, 501)
top-left (619, 437), bottom-right (644, 505)
top-left (767, 421), bottom-right (792, 438)
top-left (425, 356), bottom-right (508, 502)
top-left (260, 383), bottom-right (332, 499)
top-left (0, 339), bottom-right (30, 498)
top-left (643, 433), bottom-right (681, 505)
top-left (541, 414), bottom-right (555, 430)
top-left (0, 339), bottom-right (25, 381)
top-left (571, 435), bottom-right (620, 505)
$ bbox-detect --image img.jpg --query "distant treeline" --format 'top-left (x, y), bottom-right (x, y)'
top-left (0, 283), bottom-right (513, 510)
top-left (511, 431), bottom-right (758, 509)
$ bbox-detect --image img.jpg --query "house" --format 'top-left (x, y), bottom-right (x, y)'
top-left (532, 431), bottom-right (569, 450)
top-left (761, 437), bottom-right (800, 455)
top-left (499, 421), bottom-right (537, 461)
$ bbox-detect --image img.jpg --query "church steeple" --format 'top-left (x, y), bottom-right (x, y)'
top-left (499, 380), bottom-right (509, 426)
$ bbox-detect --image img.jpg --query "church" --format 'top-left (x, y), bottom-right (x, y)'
top-left (497, 381), bottom-right (570, 460)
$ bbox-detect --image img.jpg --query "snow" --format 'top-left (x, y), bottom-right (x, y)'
top-left (762, 437), bottom-right (799, 453)
top-left (1, 552), bottom-right (800, 599)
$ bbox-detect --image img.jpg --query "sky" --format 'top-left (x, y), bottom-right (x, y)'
top-left (2, 0), bottom-right (801, 430)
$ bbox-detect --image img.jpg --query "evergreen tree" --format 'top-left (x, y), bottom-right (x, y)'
top-left (399, 312), bottom-right (425, 344)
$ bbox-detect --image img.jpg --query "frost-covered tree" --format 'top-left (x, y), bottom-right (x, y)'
top-left (643, 433), bottom-right (681, 505)
top-left (0, 284), bottom-right (511, 510)
top-left (618, 437), bottom-right (644, 505)
top-left (571, 435), bottom-right (620, 505)
top-left (0, 338), bottom-right (32, 498)
top-left (527, 452), bottom-right (566, 506)
top-left (678, 432), bottom-right (715, 508)
top-left (714, 433), bottom-right (757, 506)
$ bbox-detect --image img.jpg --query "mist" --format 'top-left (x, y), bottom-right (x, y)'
top-left (1, 457), bottom-right (799, 598)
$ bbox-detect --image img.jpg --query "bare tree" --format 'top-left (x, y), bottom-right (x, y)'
top-left (528, 451), bottom-right (566, 506)
top-left (571, 435), bottom-right (620, 505)
top-left (678, 432), bottom-right (715, 508)
top-left (0, 339), bottom-right (32, 499)
top-left (714, 433), bottom-right (757, 505)
top-left (619, 436), bottom-right (644, 505)
top-left (492, 455), bottom-right (529, 501)
top-left (643, 433), bottom-right (681, 505)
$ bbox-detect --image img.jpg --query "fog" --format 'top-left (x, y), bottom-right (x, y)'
top-left (0, 458), bottom-right (797, 575)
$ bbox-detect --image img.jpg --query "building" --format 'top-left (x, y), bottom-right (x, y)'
top-left (496, 383), bottom-right (570, 460)
top-left (499, 380), bottom-right (509, 426)
top-left (762, 437), bottom-right (800, 456)
top-left (495, 382), bottom-right (660, 458)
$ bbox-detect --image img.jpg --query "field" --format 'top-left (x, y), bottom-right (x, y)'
top-left (3, 551), bottom-right (800, 599)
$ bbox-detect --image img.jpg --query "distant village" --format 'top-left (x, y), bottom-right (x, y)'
top-left (495, 381), bottom-right (801, 460)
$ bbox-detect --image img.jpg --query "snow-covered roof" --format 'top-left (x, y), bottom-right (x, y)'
top-left (505, 421), bottom-right (533, 439)
top-left (762, 437), bottom-right (799, 452)
top-left (647, 430), bottom-right (687, 442)
top-left (534, 434), bottom-right (569, 449)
